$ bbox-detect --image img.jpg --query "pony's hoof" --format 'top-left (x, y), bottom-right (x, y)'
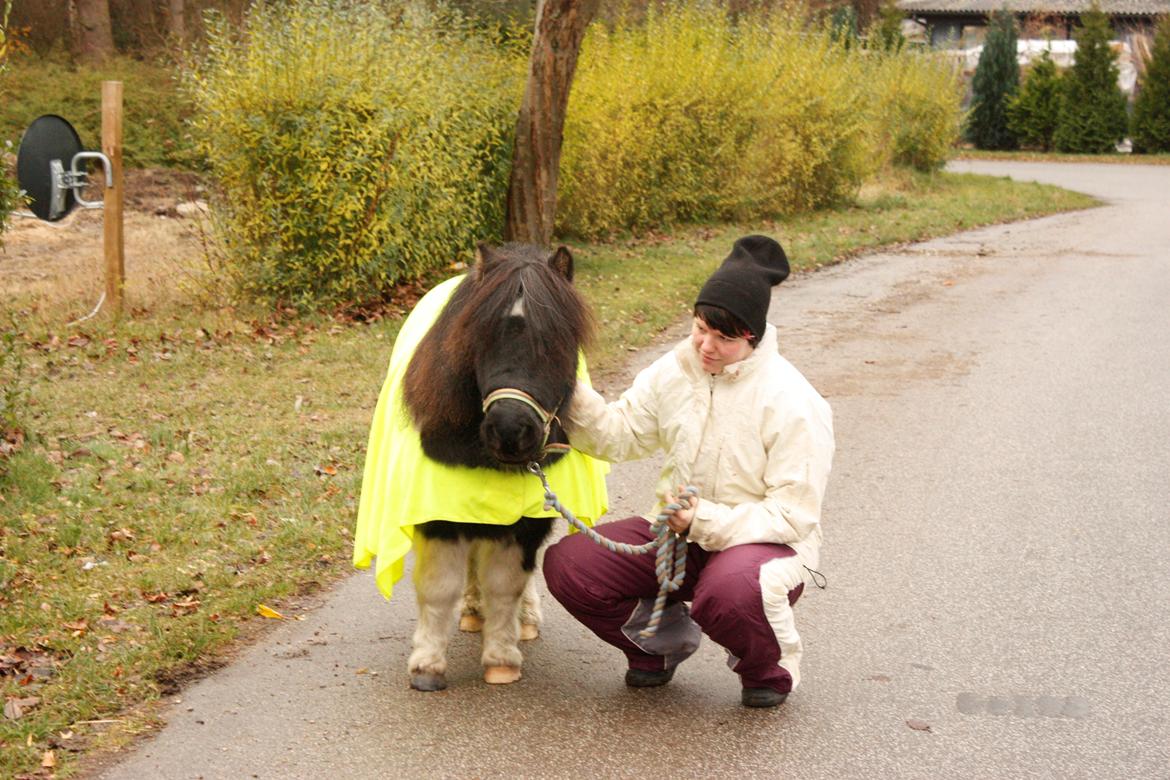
top-left (519, 623), bottom-right (540, 641)
top-left (410, 673), bottom-right (448, 692)
top-left (484, 665), bottom-right (522, 685)
top-left (459, 613), bottom-right (484, 633)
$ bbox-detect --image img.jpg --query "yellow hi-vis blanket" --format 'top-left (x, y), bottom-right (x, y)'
top-left (353, 274), bottom-right (610, 599)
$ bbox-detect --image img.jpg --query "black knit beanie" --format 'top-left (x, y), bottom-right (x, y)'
top-left (694, 235), bottom-right (789, 342)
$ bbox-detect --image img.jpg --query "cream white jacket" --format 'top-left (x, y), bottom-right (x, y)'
top-left (565, 324), bottom-right (834, 578)
top-left (565, 324), bottom-right (834, 687)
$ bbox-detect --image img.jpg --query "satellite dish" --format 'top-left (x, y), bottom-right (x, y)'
top-left (16, 114), bottom-right (112, 222)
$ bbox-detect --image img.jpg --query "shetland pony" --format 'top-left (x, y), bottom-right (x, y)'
top-left (401, 242), bottom-right (593, 691)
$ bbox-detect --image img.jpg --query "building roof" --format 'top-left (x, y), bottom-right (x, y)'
top-left (897, 0), bottom-right (1169, 15)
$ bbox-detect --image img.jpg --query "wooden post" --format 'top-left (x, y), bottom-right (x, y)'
top-left (102, 80), bottom-right (124, 318)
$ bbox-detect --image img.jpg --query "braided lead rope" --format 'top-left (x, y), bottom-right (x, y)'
top-left (527, 462), bottom-right (696, 638)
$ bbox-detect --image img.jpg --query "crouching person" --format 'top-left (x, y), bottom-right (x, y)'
top-left (543, 236), bottom-right (835, 708)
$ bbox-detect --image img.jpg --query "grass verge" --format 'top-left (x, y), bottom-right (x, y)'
top-left (0, 168), bottom-right (1096, 778)
top-left (954, 148), bottom-right (1170, 165)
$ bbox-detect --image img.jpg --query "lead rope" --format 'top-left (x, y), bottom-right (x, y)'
top-left (528, 461), bottom-right (694, 639)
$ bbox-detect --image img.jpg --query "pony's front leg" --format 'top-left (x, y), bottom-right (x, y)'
top-left (476, 540), bottom-right (528, 684)
top-left (518, 567), bottom-right (542, 641)
top-left (408, 533), bottom-right (470, 691)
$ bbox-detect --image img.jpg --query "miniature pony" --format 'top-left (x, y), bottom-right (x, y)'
top-left (355, 242), bottom-right (602, 691)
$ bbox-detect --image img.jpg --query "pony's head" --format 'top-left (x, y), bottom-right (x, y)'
top-left (404, 242), bottom-right (593, 470)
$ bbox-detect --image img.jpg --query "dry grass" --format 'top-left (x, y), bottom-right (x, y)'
top-left (1, 209), bottom-right (207, 318)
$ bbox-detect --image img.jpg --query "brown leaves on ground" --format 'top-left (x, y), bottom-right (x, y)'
top-left (0, 646), bottom-right (61, 694)
top-left (4, 696), bottom-right (42, 720)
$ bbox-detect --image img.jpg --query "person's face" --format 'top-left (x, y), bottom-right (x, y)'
top-left (690, 317), bottom-right (753, 374)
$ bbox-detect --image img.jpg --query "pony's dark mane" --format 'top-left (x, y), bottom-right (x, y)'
top-left (403, 249), bottom-right (593, 465)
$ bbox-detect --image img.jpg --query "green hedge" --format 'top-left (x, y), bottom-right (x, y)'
top-left (186, 0), bottom-right (525, 309)
top-left (868, 48), bottom-right (965, 171)
top-left (187, 0), bottom-right (964, 305)
top-left (556, 4), bottom-right (963, 239)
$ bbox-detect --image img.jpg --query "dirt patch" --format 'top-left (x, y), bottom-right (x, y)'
top-left (1, 168), bottom-right (208, 315)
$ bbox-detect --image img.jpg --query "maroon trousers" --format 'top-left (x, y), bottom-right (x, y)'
top-left (544, 516), bottom-right (804, 694)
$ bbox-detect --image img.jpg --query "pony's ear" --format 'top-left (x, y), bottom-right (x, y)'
top-left (474, 243), bottom-right (498, 280)
top-left (548, 245), bottom-right (574, 281)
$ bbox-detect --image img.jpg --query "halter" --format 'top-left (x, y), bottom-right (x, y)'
top-left (481, 388), bottom-right (571, 457)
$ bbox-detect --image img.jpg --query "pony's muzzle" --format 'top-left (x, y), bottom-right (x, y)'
top-left (482, 406), bottom-right (545, 464)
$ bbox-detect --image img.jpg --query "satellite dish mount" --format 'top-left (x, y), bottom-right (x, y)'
top-left (56, 150), bottom-right (115, 214)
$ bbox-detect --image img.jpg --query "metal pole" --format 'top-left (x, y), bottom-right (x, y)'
top-left (101, 80), bottom-right (124, 318)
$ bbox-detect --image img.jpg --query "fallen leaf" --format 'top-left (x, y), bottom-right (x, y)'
top-left (167, 451), bottom-right (186, 464)
top-left (256, 604), bottom-right (287, 620)
top-left (42, 749), bottom-right (57, 768)
top-left (108, 528), bottom-right (136, 544)
top-left (4, 696), bottom-right (41, 720)
top-left (906, 719), bottom-right (932, 732)
top-left (171, 599), bottom-right (201, 615)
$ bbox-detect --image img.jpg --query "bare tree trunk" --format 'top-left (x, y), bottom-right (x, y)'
top-left (503, 0), bottom-right (600, 246)
top-left (168, 0), bottom-right (185, 42)
top-left (69, 0), bottom-right (115, 63)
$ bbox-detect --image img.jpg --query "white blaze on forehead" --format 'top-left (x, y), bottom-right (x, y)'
top-left (509, 294), bottom-right (525, 318)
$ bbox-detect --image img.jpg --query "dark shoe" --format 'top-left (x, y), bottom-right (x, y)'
top-left (741, 687), bottom-right (788, 708)
top-left (625, 666), bottom-right (675, 688)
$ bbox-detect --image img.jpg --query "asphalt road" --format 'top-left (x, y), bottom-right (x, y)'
top-left (95, 161), bottom-right (1170, 779)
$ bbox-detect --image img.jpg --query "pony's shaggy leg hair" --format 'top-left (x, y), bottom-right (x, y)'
top-left (459, 546), bottom-right (485, 633)
top-left (461, 546), bottom-right (542, 641)
top-left (408, 534), bottom-right (471, 692)
top-left (476, 540), bottom-right (528, 684)
top-left (518, 568), bottom-right (543, 641)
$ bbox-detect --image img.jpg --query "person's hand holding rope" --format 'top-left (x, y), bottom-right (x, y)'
top-left (662, 485), bottom-right (697, 536)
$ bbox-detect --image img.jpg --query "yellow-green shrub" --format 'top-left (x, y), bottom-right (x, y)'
top-left (557, 3), bottom-right (963, 238)
top-left (558, 5), bottom-right (873, 238)
top-left (867, 49), bottom-right (965, 171)
top-left (186, 0), bottom-right (524, 308)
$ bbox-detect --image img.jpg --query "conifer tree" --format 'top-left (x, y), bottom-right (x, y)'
top-left (1053, 4), bottom-right (1128, 153)
top-left (968, 8), bottom-right (1020, 150)
top-left (1131, 15), bottom-right (1170, 153)
top-left (1007, 49), bottom-right (1063, 151)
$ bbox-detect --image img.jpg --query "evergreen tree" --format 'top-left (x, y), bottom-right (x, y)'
top-left (968, 9), bottom-right (1020, 150)
top-left (1007, 48), bottom-right (1063, 151)
top-left (869, 2), bottom-right (906, 52)
top-left (1131, 15), bottom-right (1170, 153)
top-left (830, 5), bottom-right (860, 49)
top-left (1053, 4), bottom-right (1128, 153)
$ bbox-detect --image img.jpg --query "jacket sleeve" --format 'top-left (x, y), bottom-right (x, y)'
top-left (686, 398), bottom-right (834, 551)
top-left (563, 366), bottom-right (664, 463)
